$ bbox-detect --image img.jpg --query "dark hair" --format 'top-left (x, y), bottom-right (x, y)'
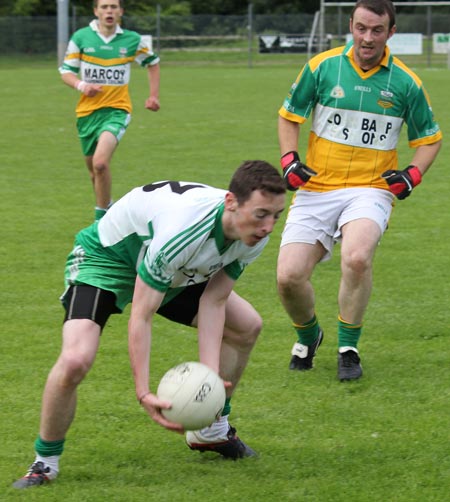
top-left (94, 0), bottom-right (123, 7)
top-left (351, 0), bottom-right (396, 29)
top-left (228, 160), bottom-right (286, 205)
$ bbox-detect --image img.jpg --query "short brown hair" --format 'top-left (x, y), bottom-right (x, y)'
top-left (228, 160), bottom-right (286, 205)
top-left (351, 0), bottom-right (396, 29)
top-left (94, 0), bottom-right (123, 8)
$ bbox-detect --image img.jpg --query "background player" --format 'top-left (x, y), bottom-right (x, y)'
top-left (13, 160), bottom-right (286, 489)
top-left (59, 0), bottom-right (161, 221)
top-left (276, 0), bottom-right (442, 380)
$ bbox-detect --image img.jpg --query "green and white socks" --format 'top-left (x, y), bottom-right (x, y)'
top-left (33, 436), bottom-right (65, 480)
top-left (94, 200), bottom-right (114, 221)
top-left (196, 397), bottom-right (232, 440)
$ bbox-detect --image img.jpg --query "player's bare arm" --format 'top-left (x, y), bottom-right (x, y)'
top-left (61, 72), bottom-right (103, 97)
top-left (278, 115), bottom-right (300, 155)
top-left (410, 141), bottom-right (442, 175)
top-left (128, 276), bottom-right (184, 433)
top-left (145, 63), bottom-right (161, 111)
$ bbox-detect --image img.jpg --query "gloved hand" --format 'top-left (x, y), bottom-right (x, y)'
top-left (381, 165), bottom-right (422, 200)
top-left (280, 151), bottom-right (317, 191)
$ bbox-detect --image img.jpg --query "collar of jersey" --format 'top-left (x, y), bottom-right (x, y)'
top-left (90, 19), bottom-right (124, 36)
top-left (345, 41), bottom-right (392, 78)
top-left (211, 202), bottom-right (234, 255)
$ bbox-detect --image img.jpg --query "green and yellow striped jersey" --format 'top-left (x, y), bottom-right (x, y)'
top-left (279, 42), bottom-right (442, 192)
top-left (60, 20), bottom-right (159, 117)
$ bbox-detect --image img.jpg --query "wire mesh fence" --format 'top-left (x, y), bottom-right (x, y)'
top-left (1, 11), bottom-right (449, 68)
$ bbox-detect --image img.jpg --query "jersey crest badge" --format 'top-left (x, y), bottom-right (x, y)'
top-left (330, 85), bottom-right (345, 98)
top-left (378, 90), bottom-right (394, 109)
top-left (377, 99), bottom-right (394, 109)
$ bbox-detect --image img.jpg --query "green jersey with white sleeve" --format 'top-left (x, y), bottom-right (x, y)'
top-left (59, 20), bottom-right (159, 118)
top-left (279, 42), bottom-right (442, 192)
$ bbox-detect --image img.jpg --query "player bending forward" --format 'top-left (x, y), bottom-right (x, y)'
top-left (13, 161), bottom-right (286, 489)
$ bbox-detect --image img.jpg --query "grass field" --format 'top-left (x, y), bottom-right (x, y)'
top-left (1, 57), bottom-right (450, 501)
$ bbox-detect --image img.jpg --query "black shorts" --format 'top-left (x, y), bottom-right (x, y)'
top-left (157, 282), bottom-right (207, 326)
top-left (61, 282), bottom-right (207, 330)
top-left (61, 285), bottom-right (121, 331)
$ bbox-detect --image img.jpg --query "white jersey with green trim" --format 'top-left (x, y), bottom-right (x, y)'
top-left (66, 181), bottom-right (268, 310)
top-left (59, 20), bottom-right (160, 117)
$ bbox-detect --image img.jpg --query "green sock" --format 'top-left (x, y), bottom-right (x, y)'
top-left (94, 207), bottom-right (107, 221)
top-left (94, 201), bottom-right (113, 221)
top-left (34, 436), bottom-right (65, 457)
top-left (338, 316), bottom-right (362, 349)
top-left (294, 315), bottom-right (320, 345)
top-left (222, 397), bottom-right (231, 416)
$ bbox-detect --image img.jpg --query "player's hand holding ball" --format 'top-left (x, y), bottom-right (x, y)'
top-left (139, 390), bottom-right (185, 433)
top-left (156, 362), bottom-right (226, 431)
top-left (281, 151), bottom-right (317, 191)
top-left (382, 165), bottom-right (422, 200)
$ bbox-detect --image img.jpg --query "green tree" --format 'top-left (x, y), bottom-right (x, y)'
top-left (0, 0), bottom-right (15, 16)
top-left (0, 0), bottom-right (188, 16)
top-left (0, 0), bottom-right (320, 16)
top-left (190, 0), bottom-right (319, 15)
top-left (3, 0), bottom-right (54, 15)
top-left (250, 0), bottom-right (319, 15)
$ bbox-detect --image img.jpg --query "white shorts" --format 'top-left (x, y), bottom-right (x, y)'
top-left (280, 188), bottom-right (394, 261)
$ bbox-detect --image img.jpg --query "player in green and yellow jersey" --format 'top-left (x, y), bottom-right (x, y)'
top-left (59, 0), bottom-right (161, 221)
top-left (277, 0), bottom-right (442, 380)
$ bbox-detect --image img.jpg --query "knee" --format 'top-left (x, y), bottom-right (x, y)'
top-left (56, 352), bottom-right (93, 387)
top-left (277, 266), bottom-right (301, 298)
top-left (277, 272), bottom-right (291, 297)
top-left (251, 313), bottom-right (263, 339)
top-left (92, 158), bottom-right (109, 175)
top-left (342, 250), bottom-right (372, 277)
top-left (242, 312), bottom-right (263, 347)
top-left (226, 312), bottom-right (262, 351)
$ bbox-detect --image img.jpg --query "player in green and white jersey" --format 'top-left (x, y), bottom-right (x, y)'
top-left (13, 161), bottom-right (286, 489)
top-left (59, 0), bottom-right (161, 221)
top-left (277, 0), bottom-right (442, 380)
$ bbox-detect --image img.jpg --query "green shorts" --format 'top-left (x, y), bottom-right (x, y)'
top-left (64, 226), bottom-right (137, 311)
top-left (64, 226), bottom-right (208, 320)
top-left (76, 107), bottom-right (131, 156)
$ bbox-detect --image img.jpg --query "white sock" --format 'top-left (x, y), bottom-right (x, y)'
top-left (198, 415), bottom-right (229, 440)
top-left (95, 200), bottom-right (114, 212)
top-left (339, 346), bottom-right (359, 354)
top-left (35, 454), bottom-right (59, 480)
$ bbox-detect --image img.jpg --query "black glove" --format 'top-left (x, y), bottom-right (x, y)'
top-left (381, 165), bottom-right (422, 200)
top-left (280, 151), bottom-right (317, 191)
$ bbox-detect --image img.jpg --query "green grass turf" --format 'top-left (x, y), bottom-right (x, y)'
top-left (1, 59), bottom-right (449, 501)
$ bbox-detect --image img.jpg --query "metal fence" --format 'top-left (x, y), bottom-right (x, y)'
top-left (1, 11), bottom-right (450, 67)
